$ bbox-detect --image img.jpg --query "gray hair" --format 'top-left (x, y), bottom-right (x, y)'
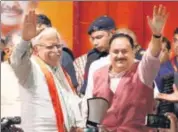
top-left (116, 28), bottom-right (137, 44)
top-left (31, 27), bottom-right (61, 46)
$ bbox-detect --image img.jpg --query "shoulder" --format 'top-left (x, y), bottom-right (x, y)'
top-left (87, 49), bottom-right (96, 55)
top-left (94, 64), bottom-right (109, 76)
top-left (161, 60), bottom-right (173, 70)
top-left (74, 54), bottom-right (87, 64)
top-left (62, 47), bottom-right (74, 61)
top-left (75, 54), bottom-right (87, 60)
top-left (157, 60), bottom-right (174, 76)
top-left (87, 49), bottom-right (99, 58)
top-left (90, 56), bottom-right (110, 70)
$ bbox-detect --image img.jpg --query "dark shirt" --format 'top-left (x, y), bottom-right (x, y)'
top-left (135, 48), bottom-right (145, 60)
top-left (61, 48), bottom-right (78, 88)
top-left (155, 57), bottom-right (178, 91)
top-left (155, 56), bottom-right (178, 117)
top-left (0, 50), bottom-right (5, 62)
top-left (80, 48), bottom-right (108, 94)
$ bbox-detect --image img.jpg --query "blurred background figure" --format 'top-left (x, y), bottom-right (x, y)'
top-left (1, 30), bottom-right (22, 118)
top-left (1, 1), bottom-right (38, 37)
top-left (0, 38), bottom-right (6, 62)
top-left (2, 30), bottom-right (22, 62)
top-left (155, 28), bottom-right (178, 119)
top-left (159, 37), bottom-right (171, 64)
top-left (78, 16), bottom-right (116, 95)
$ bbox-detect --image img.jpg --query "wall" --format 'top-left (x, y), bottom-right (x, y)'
top-left (73, 1), bottom-right (178, 57)
top-left (38, 1), bottom-right (73, 49)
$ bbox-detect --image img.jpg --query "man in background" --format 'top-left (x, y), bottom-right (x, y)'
top-left (0, 38), bottom-right (6, 62)
top-left (1, 30), bottom-right (22, 118)
top-left (2, 30), bottom-right (22, 62)
top-left (77, 16), bottom-right (116, 95)
top-left (159, 36), bottom-right (171, 64)
top-left (155, 28), bottom-right (178, 118)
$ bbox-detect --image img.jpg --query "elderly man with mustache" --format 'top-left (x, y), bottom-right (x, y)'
top-left (81, 5), bottom-right (169, 132)
top-left (9, 10), bottom-right (83, 132)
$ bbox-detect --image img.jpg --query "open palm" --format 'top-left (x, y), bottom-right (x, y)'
top-left (147, 5), bottom-right (169, 35)
top-left (22, 10), bottom-right (37, 41)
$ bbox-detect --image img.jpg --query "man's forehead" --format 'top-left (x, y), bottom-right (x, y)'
top-left (118, 32), bottom-right (135, 41)
top-left (111, 37), bottom-right (132, 48)
top-left (91, 30), bottom-right (107, 37)
top-left (32, 27), bottom-right (61, 46)
top-left (39, 34), bottom-right (60, 44)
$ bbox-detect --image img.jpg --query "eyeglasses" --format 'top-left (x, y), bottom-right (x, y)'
top-left (38, 43), bottom-right (63, 50)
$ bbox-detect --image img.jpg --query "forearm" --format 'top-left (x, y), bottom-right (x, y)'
top-left (10, 39), bottom-right (32, 83)
top-left (10, 39), bottom-right (32, 68)
top-left (138, 49), bottom-right (160, 88)
top-left (148, 35), bottom-right (162, 57)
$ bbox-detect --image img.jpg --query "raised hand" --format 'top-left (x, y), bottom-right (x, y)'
top-left (22, 10), bottom-right (37, 41)
top-left (147, 5), bottom-right (169, 35)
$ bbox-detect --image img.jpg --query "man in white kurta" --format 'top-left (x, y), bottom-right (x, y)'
top-left (1, 61), bottom-right (21, 117)
top-left (1, 31), bottom-right (22, 117)
top-left (8, 11), bottom-right (83, 132)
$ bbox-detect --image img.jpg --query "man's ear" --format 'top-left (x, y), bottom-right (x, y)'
top-left (32, 46), bottom-right (38, 55)
top-left (108, 29), bottom-right (116, 38)
top-left (110, 29), bottom-right (116, 35)
top-left (3, 47), bottom-right (10, 55)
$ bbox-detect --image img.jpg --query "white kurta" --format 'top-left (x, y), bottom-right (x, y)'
top-left (1, 61), bottom-right (21, 117)
top-left (7, 39), bottom-right (83, 132)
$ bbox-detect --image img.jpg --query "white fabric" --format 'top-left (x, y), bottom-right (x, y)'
top-left (110, 77), bottom-right (122, 93)
top-left (1, 62), bottom-right (21, 117)
top-left (85, 55), bottom-right (110, 98)
top-left (81, 56), bottom-right (110, 126)
top-left (110, 78), bottom-right (120, 93)
top-left (51, 65), bottom-right (84, 130)
top-left (154, 82), bottom-right (160, 98)
top-left (87, 98), bottom-right (109, 124)
top-left (7, 39), bottom-right (83, 132)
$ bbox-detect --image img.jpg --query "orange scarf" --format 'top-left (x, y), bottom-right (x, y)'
top-left (35, 57), bottom-right (65, 132)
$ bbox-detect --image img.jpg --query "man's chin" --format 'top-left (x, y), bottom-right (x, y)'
top-left (116, 63), bottom-right (128, 68)
top-left (96, 48), bottom-right (105, 52)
